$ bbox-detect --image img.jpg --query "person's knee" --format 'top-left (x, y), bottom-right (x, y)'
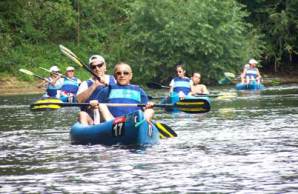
top-left (78, 111), bottom-right (91, 124)
top-left (144, 109), bottom-right (154, 122)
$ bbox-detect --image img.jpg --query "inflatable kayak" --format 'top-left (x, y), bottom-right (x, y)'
top-left (236, 81), bottom-right (265, 90)
top-left (70, 110), bottom-right (159, 146)
top-left (161, 92), bottom-right (211, 113)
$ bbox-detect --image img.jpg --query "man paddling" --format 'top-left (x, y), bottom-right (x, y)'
top-left (77, 55), bottom-right (116, 103)
top-left (189, 72), bottom-right (209, 95)
top-left (77, 55), bottom-right (116, 125)
top-left (79, 62), bottom-right (154, 125)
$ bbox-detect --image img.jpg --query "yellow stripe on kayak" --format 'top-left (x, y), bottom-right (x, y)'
top-left (31, 104), bottom-right (61, 110)
top-left (159, 133), bottom-right (166, 139)
top-left (34, 98), bottom-right (62, 104)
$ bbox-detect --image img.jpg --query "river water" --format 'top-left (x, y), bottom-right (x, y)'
top-left (0, 84), bottom-right (298, 193)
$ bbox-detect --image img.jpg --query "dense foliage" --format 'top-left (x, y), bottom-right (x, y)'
top-left (0, 0), bottom-right (297, 84)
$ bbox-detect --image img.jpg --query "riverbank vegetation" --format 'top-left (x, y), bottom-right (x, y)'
top-left (1, 0), bottom-right (297, 84)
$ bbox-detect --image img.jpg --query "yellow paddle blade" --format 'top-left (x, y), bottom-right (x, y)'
top-left (159, 133), bottom-right (166, 139)
top-left (59, 45), bottom-right (84, 67)
top-left (19, 69), bottom-right (34, 76)
top-left (224, 72), bottom-right (236, 79)
top-left (174, 99), bottom-right (211, 113)
top-left (155, 122), bottom-right (177, 138)
top-left (30, 98), bottom-right (63, 111)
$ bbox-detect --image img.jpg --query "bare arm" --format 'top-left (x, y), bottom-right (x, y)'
top-left (77, 80), bottom-right (101, 103)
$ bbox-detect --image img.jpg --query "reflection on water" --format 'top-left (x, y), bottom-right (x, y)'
top-left (0, 85), bottom-right (298, 193)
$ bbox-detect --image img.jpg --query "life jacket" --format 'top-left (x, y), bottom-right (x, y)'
top-left (61, 77), bottom-right (80, 94)
top-left (46, 77), bottom-right (62, 97)
top-left (172, 77), bottom-right (191, 95)
top-left (106, 84), bottom-right (146, 117)
top-left (245, 68), bottom-right (258, 79)
top-left (85, 75), bottom-right (116, 102)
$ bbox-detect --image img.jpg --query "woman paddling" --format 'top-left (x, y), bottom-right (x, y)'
top-left (39, 65), bottom-right (64, 99)
top-left (243, 59), bottom-right (262, 84)
top-left (168, 64), bottom-right (191, 99)
top-left (60, 66), bottom-right (82, 102)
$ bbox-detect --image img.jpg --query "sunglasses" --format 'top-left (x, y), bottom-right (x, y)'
top-left (67, 70), bottom-right (74, 72)
top-left (115, 71), bottom-right (130, 76)
top-left (91, 63), bottom-right (104, 70)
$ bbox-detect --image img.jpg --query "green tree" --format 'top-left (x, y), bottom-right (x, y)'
top-left (238, 0), bottom-right (298, 72)
top-left (125, 0), bottom-right (264, 83)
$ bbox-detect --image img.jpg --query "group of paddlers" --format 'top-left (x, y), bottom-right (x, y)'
top-left (39, 55), bottom-right (211, 126)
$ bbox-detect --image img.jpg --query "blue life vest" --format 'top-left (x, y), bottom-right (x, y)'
top-left (85, 75), bottom-right (116, 102)
top-left (245, 68), bottom-right (258, 79)
top-left (46, 78), bottom-right (62, 97)
top-left (105, 84), bottom-right (148, 117)
top-left (61, 77), bottom-right (80, 94)
top-left (172, 77), bottom-right (191, 95)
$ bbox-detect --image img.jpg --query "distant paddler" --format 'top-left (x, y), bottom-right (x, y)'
top-left (169, 63), bottom-right (191, 99)
top-left (38, 65), bottom-right (64, 98)
top-left (189, 72), bottom-right (209, 96)
top-left (242, 59), bottom-right (262, 84)
top-left (60, 66), bottom-right (82, 102)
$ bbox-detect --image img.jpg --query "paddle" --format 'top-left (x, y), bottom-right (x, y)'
top-left (146, 82), bottom-right (218, 97)
top-left (19, 69), bottom-right (50, 83)
top-left (146, 82), bottom-right (170, 89)
top-left (148, 94), bottom-right (218, 100)
top-left (30, 98), bottom-right (210, 113)
top-left (39, 67), bottom-right (75, 82)
top-left (59, 44), bottom-right (101, 82)
top-left (218, 72), bottom-right (236, 85)
top-left (154, 122), bottom-right (177, 138)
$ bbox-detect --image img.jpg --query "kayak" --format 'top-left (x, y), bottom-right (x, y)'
top-left (235, 81), bottom-right (265, 90)
top-left (161, 93), bottom-right (211, 113)
top-left (70, 110), bottom-right (160, 146)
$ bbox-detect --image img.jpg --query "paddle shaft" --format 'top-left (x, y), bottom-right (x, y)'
top-left (59, 45), bottom-right (101, 82)
top-left (31, 102), bottom-right (186, 108)
top-left (31, 100), bottom-right (210, 113)
top-left (39, 67), bottom-right (76, 82)
top-left (19, 69), bottom-right (50, 83)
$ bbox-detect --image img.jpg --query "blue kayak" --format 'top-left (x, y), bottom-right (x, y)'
top-left (161, 93), bottom-right (211, 113)
top-left (70, 110), bottom-right (160, 146)
top-left (236, 81), bottom-right (265, 90)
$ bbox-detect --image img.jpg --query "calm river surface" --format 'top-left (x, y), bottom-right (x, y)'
top-left (0, 84), bottom-right (298, 193)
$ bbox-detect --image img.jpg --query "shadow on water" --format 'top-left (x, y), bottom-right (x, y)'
top-left (0, 85), bottom-right (298, 193)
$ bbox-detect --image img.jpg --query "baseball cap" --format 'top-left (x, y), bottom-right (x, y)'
top-left (66, 66), bottom-right (75, 71)
top-left (249, 59), bottom-right (258, 64)
top-left (88, 55), bottom-right (105, 64)
top-left (50, 66), bottom-right (60, 72)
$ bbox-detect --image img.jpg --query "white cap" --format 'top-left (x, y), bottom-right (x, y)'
top-left (66, 66), bottom-right (75, 71)
top-left (249, 59), bottom-right (258, 64)
top-left (50, 66), bottom-right (60, 72)
top-left (88, 55), bottom-right (105, 64)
